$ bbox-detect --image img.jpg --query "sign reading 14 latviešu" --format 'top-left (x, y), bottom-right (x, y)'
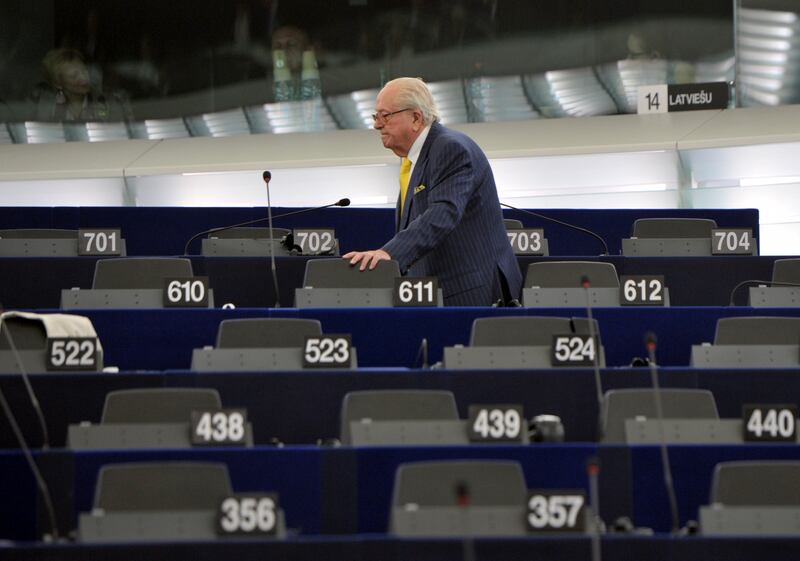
top-left (637, 82), bottom-right (729, 114)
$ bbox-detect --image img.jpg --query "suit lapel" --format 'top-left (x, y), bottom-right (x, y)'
top-left (395, 192), bottom-right (402, 231)
top-left (398, 122), bottom-right (441, 230)
top-left (399, 160), bottom-right (423, 229)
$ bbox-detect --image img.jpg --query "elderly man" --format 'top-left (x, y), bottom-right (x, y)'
top-left (344, 77), bottom-right (521, 307)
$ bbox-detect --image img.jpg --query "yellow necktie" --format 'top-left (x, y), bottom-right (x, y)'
top-left (399, 157), bottom-right (412, 212)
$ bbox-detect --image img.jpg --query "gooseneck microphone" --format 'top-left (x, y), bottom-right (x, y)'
top-left (587, 457), bottom-right (602, 561)
top-left (581, 275), bottom-right (604, 411)
top-left (454, 481), bottom-right (477, 561)
top-left (645, 332), bottom-right (680, 534)
top-left (0, 316), bottom-right (59, 540)
top-left (500, 203), bottom-right (609, 256)
top-left (414, 337), bottom-right (429, 369)
top-left (264, 171), bottom-right (281, 308)
top-left (182, 198), bottom-right (351, 255)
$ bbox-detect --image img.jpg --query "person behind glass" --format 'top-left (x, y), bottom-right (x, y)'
top-left (343, 77), bottom-right (522, 307)
top-left (271, 25), bottom-right (321, 102)
top-left (38, 48), bottom-right (125, 122)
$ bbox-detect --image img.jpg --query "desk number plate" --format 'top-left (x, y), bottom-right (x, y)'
top-left (711, 229), bottom-right (754, 255)
top-left (467, 404), bottom-right (525, 443)
top-left (163, 277), bottom-right (210, 307)
top-left (551, 334), bottom-right (596, 367)
top-left (46, 337), bottom-right (98, 371)
top-left (743, 404), bottom-right (797, 442)
top-left (507, 229), bottom-right (545, 255)
top-left (294, 229), bottom-right (336, 255)
top-left (393, 277), bottom-right (438, 307)
top-left (303, 334), bottom-right (352, 368)
top-left (527, 490), bottom-right (586, 533)
top-left (217, 494), bottom-right (279, 535)
top-left (620, 275), bottom-right (666, 306)
top-left (191, 409), bottom-right (248, 446)
top-left (78, 229), bottom-right (122, 256)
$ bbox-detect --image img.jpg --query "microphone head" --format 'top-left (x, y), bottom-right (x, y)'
top-left (262, 170), bottom-right (272, 182)
top-left (454, 482), bottom-right (470, 507)
top-left (644, 331), bottom-right (657, 351)
top-left (580, 275), bottom-right (591, 289)
top-left (337, 198), bottom-right (351, 207)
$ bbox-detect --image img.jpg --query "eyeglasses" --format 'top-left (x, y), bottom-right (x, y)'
top-left (371, 108), bottom-right (411, 124)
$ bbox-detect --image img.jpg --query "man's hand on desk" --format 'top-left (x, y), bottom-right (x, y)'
top-left (343, 249), bottom-right (391, 271)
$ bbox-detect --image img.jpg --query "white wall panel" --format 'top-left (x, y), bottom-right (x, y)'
top-left (1, 106), bottom-right (800, 254)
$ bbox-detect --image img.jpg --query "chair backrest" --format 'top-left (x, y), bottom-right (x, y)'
top-left (503, 219), bottom-right (524, 230)
top-left (631, 218), bottom-right (717, 238)
top-left (524, 261), bottom-right (619, 288)
top-left (93, 258), bottom-right (194, 289)
top-left (93, 462), bottom-right (232, 511)
top-left (65, 122), bottom-right (130, 142)
top-left (0, 316), bottom-right (47, 350)
top-left (216, 318), bottom-right (322, 348)
top-left (711, 461), bottom-right (800, 506)
top-left (303, 258), bottom-right (400, 288)
top-left (8, 121), bottom-right (66, 144)
top-left (392, 461), bottom-right (526, 507)
top-left (340, 390), bottom-right (458, 444)
top-left (714, 317), bottom-right (800, 345)
top-left (0, 229), bottom-right (77, 239)
top-left (469, 316), bottom-right (599, 346)
top-left (772, 258), bottom-right (800, 284)
top-left (101, 388), bottom-right (222, 424)
top-left (209, 227), bottom-right (292, 240)
top-left (185, 108), bottom-right (251, 137)
top-left (128, 118), bottom-right (190, 140)
top-left (600, 388), bottom-right (719, 443)
top-left (246, 100), bottom-right (339, 134)
top-left (0, 123), bottom-right (12, 144)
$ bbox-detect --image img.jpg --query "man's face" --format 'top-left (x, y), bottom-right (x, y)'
top-left (374, 85), bottom-right (421, 158)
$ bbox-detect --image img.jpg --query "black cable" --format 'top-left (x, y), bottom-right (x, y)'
top-left (182, 201), bottom-right (349, 256)
top-left (501, 203), bottom-right (609, 255)
top-left (728, 279), bottom-right (800, 306)
top-left (0, 317), bottom-right (59, 540)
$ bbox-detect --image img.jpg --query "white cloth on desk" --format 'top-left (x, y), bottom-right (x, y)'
top-left (0, 311), bottom-right (102, 350)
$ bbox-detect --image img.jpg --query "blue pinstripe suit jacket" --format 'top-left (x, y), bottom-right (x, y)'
top-left (382, 122), bottom-right (522, 306)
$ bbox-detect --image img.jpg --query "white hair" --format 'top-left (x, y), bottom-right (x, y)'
top-left (383, 77), bottom-right (440, 125)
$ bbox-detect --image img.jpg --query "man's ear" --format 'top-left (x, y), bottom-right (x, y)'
top-left (412, 110), bottom-right (424, 127)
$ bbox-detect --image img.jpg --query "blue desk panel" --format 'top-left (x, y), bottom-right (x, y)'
top-left (632, 445), bottom-right (800, 533)
top-left (0, 255), bottom-right (783, 309)
top-left (2, 367), bottom-right (799, 448)
top-left (0, 207), bottom-right (759, 257)
top-left (4, 443), bottom-right (800, 544)
top-left (55, 306), bottom-right (800, 371)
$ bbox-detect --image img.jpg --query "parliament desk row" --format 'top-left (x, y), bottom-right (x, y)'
top-left (0, 207), bottom-right (760, 257)
top-left (2, 367), bottom-right (799, 448)
top-left (0, 254), bottom-right (789, 309)
top-left (4, 443), bottom-right (800, 542)
top-left (8, 306), bottom-right (800, 371)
